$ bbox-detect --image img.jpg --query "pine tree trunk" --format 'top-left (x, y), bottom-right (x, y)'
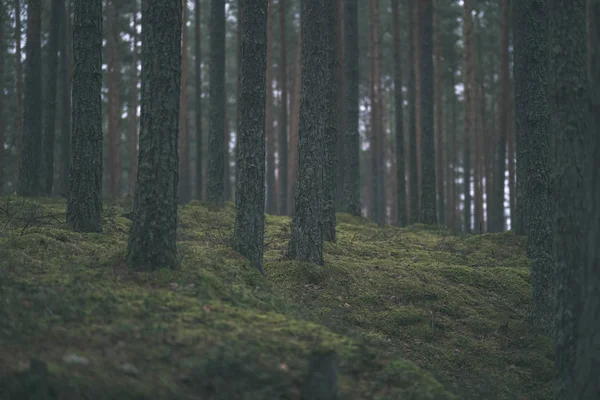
top-left (67, 0), bottom-right (103, 232)
top-left (0, 2), bottom-right (4, 194)
top-left (288, 0), bottom-right (327, 265)
top-left (407, 0), bottom-right (418, 224)
top-left (433, 0), bottom-right (444, 226)
top-left (195, 0), bottom-right (203, 199)
top-left (234, 0), bottom-right (267, 273)
top-left (462, 0), bottom-right (473, 233)
top-left (179, 3), bottom-right (192, 203)
top-left (19, 0), bottom-right (43, 196)
top-left (392, 0), bottom-right (405, 226)
top-left (414, 1), bottom-right (422, 218)
top-left (128, 1), bottom-right (138, 195)
top-left (342, 0), bottom-right (360, 216)
top-left (207, 0), bottom-right (225, 206)
top-left (105, 0), bottom-right (121, 197)
top-left (335, 0), bottom-right (345, 211)
top-left (507, 77), bottom-right (516, 230)
top-left (449, 65), bottom-right (458, 231)
top-left (59, 0), bottom-right (72, 197)
top-left (419, 0), bottom-right (436, 225)
top-left (473, 19), bottom-right (484, 233)
top-left (287, 28), bottom-right (301, 214)
top-left (127, 0), bottom-right (182, 269)
top-left (278, 0), bottom-right (288, 215)
top-left (549, 0), bottom-right (588, 398)
top-left (265, 0), bottom-right (276, 214)
top-left (14, 0), bottom-right (23, 187)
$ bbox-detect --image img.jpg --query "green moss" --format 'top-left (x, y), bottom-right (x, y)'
top-left (0, 197), bottom-right (552, 399)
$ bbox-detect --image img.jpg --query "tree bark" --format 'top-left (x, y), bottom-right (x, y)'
top-left (58, 0), bottom-right (72, 197)
top-left (207, 0), bottom-right (225, 206)
top-left (287, 28), bottom-right (301, 214)
top-left (433, 0), bottom-right (443, 226)
top-left (278, 0), bottom-right (289, 215)
top-left (67, 0), bottom-right (103, 232)
top-left (0, 1), bottom-right (4, 194)
top-left (179, 2), bottom-right (192, 203)
top-left (407, 0), bottom-right (418, 223)
top-left (105, 0), bottom-right (121, 197)
top-left (19, 0), bottom-right (43, 196)
top-left (462, 0), bottom-right (473, 233)
top-left (392, 0), bottom-right (405, 226)
top-left (234, 0), bottom-right (267, 274)
top-left (265, 0), bottom-right (276, 214)
top-left (195, 0), bottom-right (203, 199)
top-left (128, 1), bottom-right (138, 195)
top-left (127, 0), bottom-right (181, 270)
top-left (549, 0), bottom-right (588, 398)
top-left (335, 0), bottom-right (345, 211)
top-left (14, 0), bottom-right (23, 187)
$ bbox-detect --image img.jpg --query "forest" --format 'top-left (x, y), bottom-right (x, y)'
top-left (0, 0), bottom-right (598, 399)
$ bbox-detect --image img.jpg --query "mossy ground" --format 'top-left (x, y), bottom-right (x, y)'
top-left (0, 197), bottom-right (553, 399)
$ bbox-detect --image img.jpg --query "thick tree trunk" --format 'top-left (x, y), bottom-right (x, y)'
top-left (278, 0), bottom-right (289, 215)
top-left (392, 0), bottom-right (405, 226)
top-left (19, 0), bottom-right (43, 196)
top-left (462, 0), bottom-right (473, 233)
top-left (14, 0), bottom-right (23, 187)
top-left (341, 0), bottom-right (360, 216)
top-left (127, 0), bottom-right (181, 269)
top-left (59, 0), bottom-right (72, 197)
top-left (288, 0), bottom-right (327, 265)
top-left (179, 3), bottom-right (192, 203)
top-left (433, 0), bottom-right (444, 226)
top-left (129, 2), bottom-right (138, 195)
top-left (207, 0), bottom-right (225, 206)
top-left (195, 0), bottom-right (203, 199)
top-left (265, 0), bottom-right (276, 213)
top-left (67, 0), bottom-right (103, 232)
top-left (419, 0), bottom-right (436, 225)
top-left (234, 0), bottom-right (267, 274)
top-left (407, 0), bottom-right (418, 223)
top-left (549, 0), bottom-right (588, 398)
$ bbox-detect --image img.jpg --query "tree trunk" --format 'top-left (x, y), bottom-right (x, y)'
top-left (462, 0), bottom-right (473, 233)
top-left (473, 18), bottom-right (483, 233)
top-left (507, 76), bottom-right (516, 230)
top-left (265, 0), bottom-right (276, 214)
top-left (0, 1), bottom-right (4, 194)
top-left (407, 0), bottom-right (418, 223)
top-left (549, 0), bottom-right (588, 398)
top-left (58, 0), bottom-right (72, 197)
top-left (419, 0), bottom-right (436, 225)
top-left (288, 0), bottom-right (328, 265)
top-left (105, 0), bottom-right (121, 197)
top-left (234, 0), bottom-right (267, 274)
top-left (392, 0), bottom-right (405, 226)
top-left (19, 0), bottom-right (43, 196)
top-left (335, 0), bottom-right (345, 211)
top-left (287, 28), bottom-right (301, 214)
top-left (449, 64), bottom-right (458, 231)
top-left (278, 0), bottom-right (288, 215)
top-left (127, 0), bottom-right (181, 270)
top-left (341, 0), bottom-right (360, 216)
top-left (67, 0), bottom-right (103, 232)
top-left (14, 0), bottom-right (23, 187)
top-left (195, 0), bottom-right (203, 199)
top-left (179, 2), bottom-right (192, 203)
top-left (433, 0), bottom-right (443, 226)
top-left (207, 0), bottom-right (225, 206)
top-left (128, 1), bottom-right (138, 195)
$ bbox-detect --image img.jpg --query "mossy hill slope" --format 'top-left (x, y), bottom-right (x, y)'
top-left (0, 197), bottom-right (553, 399)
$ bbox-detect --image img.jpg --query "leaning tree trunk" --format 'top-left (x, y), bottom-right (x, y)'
top-left (549, 0), bottom-right (588, 399)
top-left (19, 0), bottom-right (43, 197)
top-left (233, 0), bottom-right (268, 274)
top-left (67, 0), bottom-right (103, 232)
top-left (127, 0), bottom-right (182, 270)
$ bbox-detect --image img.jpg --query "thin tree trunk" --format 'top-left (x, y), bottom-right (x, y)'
top-left (462, 0), bottom-right (473, 233)
top-left (392, 0), bottom-right (405, 226)
top-left (414, 0), bottom-right (422, 218)
top-left (0, 2), bottom-right (4, 194)
top-left (195, 0), bottom-right (203, 199)
top-left (335, 0), bottom-right (345, 211)
top-left (434, 0), bottom-right (444, 225)
top-left (473, 18), bottom-right (483, 232)
top-left (14, 0), bottom-right (23, 187)
top-left (179, 3), bottom-right (192, 203)
top-left (265, 0), bottom-right (276, 213)
top-left (278, 0), bottom-right (288, 215)
top-left (449, 64), bottom-right (458, 231)
top-left (59, 0), bottom-right (72, 197)
top-left (407, 0), bottom-right (418, 223)
top-left (507, 77), bottom-right (515, 230)
top-left (129, 1), bottom-right (138, 195)
top-left (105, 0), bottom-right (121, 197)
top-left (287, 28), bottom-right (301, 214)
top-left (67, 0), bottom-right (103, 232)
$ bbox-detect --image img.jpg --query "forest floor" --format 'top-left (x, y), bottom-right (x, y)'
top-left (0, 197), bottom-right (553, 399)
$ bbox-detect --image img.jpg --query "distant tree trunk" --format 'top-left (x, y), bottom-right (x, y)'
top-left (335, 0), bottom-right (345, 211)
top-left (513, 4), bottom-right (526, 237)
top-left (407, 0), bottom-right (418, 223)
top-left (322, 0), bottom-right (338, 240)
top-left (414, 1), bottom-right (422, 218)
top-left (433, 0), bottom-right (443, 226)
top-left (0, 2), bottom-right (4, 194)
top-left (179, 3), bottom-right (192, 203)
top-left (419, 0), bottom-right (436, 225)
top-left (127, 0), bottom-right (181, 270)
top-left (128, 1), bottom-right (138, 195)
top-left (58, 0), bottom-right (72, 197)
top-left (67, 0), bottom-right (103, 232)
top-left (207, 0), bottom-right (225, 206)
top-left (265, 0), bottom-right (276, 214)
top-left (462, 0), bottom-right (473, 233)
top-left (105, 0), bottom-right (121, 197)
top-left (448, 64), bottom-right (458, 231)
top-left (41, 0), bottom-right (61, 195)
top-left (288, 0), bottom-right (327, 265)
top-left (224, 107), bottom-right (231, 201)
top-left (278, 0), bottom-right (288, 215)
top-left (392, 0), bottom-right (405, 226)
top-left (19, 0), bottom-right (43, 196)
top-left (507, 77), bottom-right (516, 229)
top-left (14, 0), bottom-right (23, 187)
top-left (473, 19), bottom-right (483, 232)
top-left (549, 0), bottom-right (588, 398)
top-left (234, 0), bottom-right (267, 274)
top-left (342, 0), bottom-right (360, 216)
top-left (287, 28), bottom-right (301, 214)
top-left (195, 0), bottom-right (203, 199)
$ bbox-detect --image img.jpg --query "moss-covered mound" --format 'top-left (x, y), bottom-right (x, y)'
top-left (0, 197), bottom-right (553, 399)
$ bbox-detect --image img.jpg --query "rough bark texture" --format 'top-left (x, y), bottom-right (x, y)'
top-left (342, 0), bottom-right (360, 216)
top-left (335, 0), bottom-right (345, 212)
top-left (179, 3), bottom-right (192, 203)
top-left (128, 2), bottom-right (138, 195)
top-left (462, 0), bottom-right (473, 233)
top-left (195, 0), bottom-right (203, 199)
top-left (42, 0), bottom-right (62, 195)
top-left (576, 2), bottom-right (600, 397)
top-left (105, 0), bottom-right (121, 197)
top-left (278, 0), bottom-right (288, 215)
top-left (392, 0), bottom-right (405, 226)
top-left (207, 0), bottom-right (225, 206)
top-left (433, 0), bottom-right (443, 226)
top-left (234, 0), bottom-right (267, 274)
top-left (287, 30), bottom-right (301, 214)
top-left (18, 0), bottom-right (43, 196)
top-left (288, 0), bottom-right (326, 265)
top-left (127, 0), bottom-right (181, 269)
top-left (67, 0), bottom-right (103, 232)
top-left (514, 0), bottom-right (554, 335)
top-left (549, 0), bottom-right (588, 398)
top-left (59, 0), bottom-right (72, 197)
top-left (322, 0), bottom-right (337, 241)
top-left (419, 0), bottom-right (436, 225)
top-left (14, 0), bottom-right (23, 186)
top-left (265, 0), bottom-right (276, 214)
top-left (407, 0), bottom-right (418, 223)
